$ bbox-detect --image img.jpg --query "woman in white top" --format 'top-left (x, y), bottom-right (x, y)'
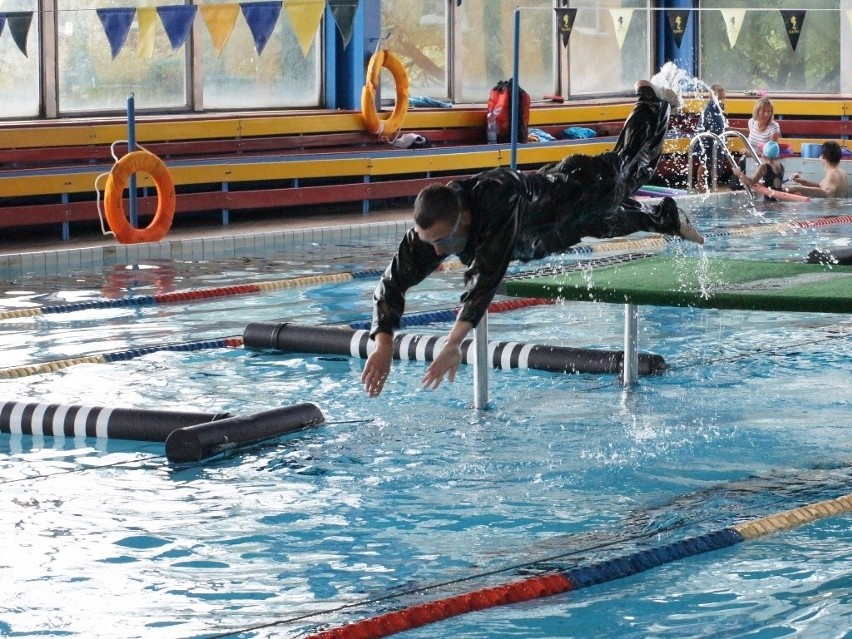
top-left (747, 97), bottom-right (781, 154)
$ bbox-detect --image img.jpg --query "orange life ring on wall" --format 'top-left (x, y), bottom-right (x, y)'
top-left (104, 150), bottom-right (175, 244)
top-left (361, 49), bottom-right (410, 137)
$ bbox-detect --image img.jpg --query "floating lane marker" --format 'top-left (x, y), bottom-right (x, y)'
top-left (243, 323), bottom-right (667, 376)
top-left (301, 492), bottom-right (852, 639)
top-left (0, 400), bottom-right (230, 441)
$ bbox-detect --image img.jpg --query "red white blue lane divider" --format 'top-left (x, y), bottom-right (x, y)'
top-left (300, 492), bottom-right (852, 639)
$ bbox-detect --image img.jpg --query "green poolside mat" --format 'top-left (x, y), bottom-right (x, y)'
top-left (505, 256), bottom-right (852, 314)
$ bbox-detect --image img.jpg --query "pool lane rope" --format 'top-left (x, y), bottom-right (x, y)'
top-left (0, 268), bottom-right (641, 381)
top-left (2, 215), bottom-right (849, 323)
top-left (0, 336), bottom-right (244, 379)
top-left (299, 492), bottom-right (852, 639)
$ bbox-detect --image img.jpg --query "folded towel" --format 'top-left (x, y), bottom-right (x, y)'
top-left (562, 126), bottom-right (597, 139)
top-left (528, 127), bottom-right (556, 142)
top-left (409, 96), bottom-right (452, 108)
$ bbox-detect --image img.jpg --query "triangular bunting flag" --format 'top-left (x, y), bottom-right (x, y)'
top-left (780, 10), bottom-right (806, 51)
top-left (0, 14), bottom-right (6, 40)
top-left (720, 9), bottom-right (745, 49)
top-left (666, 9), bottom-right (690, 49)
top-left (847, 10), bottom-right (852, 35)
top-left (283, 0), bottom-right (325, 57)
top-left (7, 11), bottom-right (33, 57)
top-left (156, 5), bottom-right (197, 52)
top-left (328, 0), bottom-right (358, 48)
top-left (200, 4), bottom-right (241, 57)
top-left (554, 7), bottom-right (577, 49)
top-left (609, 9), bottom-right (633, 51)
top-left (137, 7), bottom-right (158, 59)
top-left (96, 8), bottom-right (135, 59)
top-left (241, 1), bottom-right (283, 55)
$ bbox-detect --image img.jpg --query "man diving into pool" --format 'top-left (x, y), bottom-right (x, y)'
top-left (361, 80), bottom-right (704, 397)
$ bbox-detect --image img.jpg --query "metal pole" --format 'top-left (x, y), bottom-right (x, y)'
top-left (510, 8), bottom-right (521, 170)
top-left (473, 313), bottom-right (489, 409)
top-left (127, 93), bottom-right (138, 228)
top-left (622, 303), bottom-right (639, 386)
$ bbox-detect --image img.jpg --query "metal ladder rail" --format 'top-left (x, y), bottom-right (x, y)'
top-left (687, 130), bottom-right (761, 198)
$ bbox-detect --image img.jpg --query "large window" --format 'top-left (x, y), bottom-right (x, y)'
top-left (565, 0), bottom-right (650, 97)
top-left (382, 1), bottom-right (447, 99)
top-left (0, 0), bottom-right (40, 118)
top-left (382, 0), bottom-right (558, 104)
top-left (2, 0), bottom-right (321, 118)
top-left (57, 0), bottom-right (189, 113)
top-left (699, 1), bottom-right (841, 94)
top-left (200, 0), bottom-right (321, 109)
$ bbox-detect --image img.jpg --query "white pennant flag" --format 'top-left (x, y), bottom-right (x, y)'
top-left (720, 9), bottom-right (746, 48)
top-left (847, 9), bottom-right (852, 34)
top-left (610, 9), bottom-right (634, 50)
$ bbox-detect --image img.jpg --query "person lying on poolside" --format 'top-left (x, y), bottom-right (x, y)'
top-left (362, 80), bottom-right (704, 397)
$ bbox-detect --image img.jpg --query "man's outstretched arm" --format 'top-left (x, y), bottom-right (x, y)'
top-left (421, 319), bottom-right (474, 391)
top-left (362, 332), bottom-right (394, 397)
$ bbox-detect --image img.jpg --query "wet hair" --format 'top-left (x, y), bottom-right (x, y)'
top-left (821, 141), bottom-right (842, 165)
top-left (752, 97), bottom-right (774, 120)
top-left (710, 84), bottom-right (725, 100)
top-left (413, 184), bottom-right (460, 229)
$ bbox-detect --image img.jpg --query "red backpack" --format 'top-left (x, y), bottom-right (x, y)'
top-left (487, 79), bottom-right (530, 143)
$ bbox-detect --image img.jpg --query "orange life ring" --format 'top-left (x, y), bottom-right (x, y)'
top-left (361, 49), bottom-right (410, 137)
top-left (104, 150), bottom-right (176, 244)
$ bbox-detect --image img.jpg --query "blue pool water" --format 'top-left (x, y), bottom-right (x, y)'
top-left (0, 195), bottom-right (850, 638)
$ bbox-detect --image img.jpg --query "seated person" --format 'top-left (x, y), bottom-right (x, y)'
top-left (732, 140), bottom-right (784, 200)
top-left (786, 141), bottom-right (848, 198)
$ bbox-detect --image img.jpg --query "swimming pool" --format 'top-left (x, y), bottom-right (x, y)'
top-left (1, 194), bottom-right (850, 638)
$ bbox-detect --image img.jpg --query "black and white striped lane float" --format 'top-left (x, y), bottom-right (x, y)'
top-left (807, 247), bottom-right (852, 265)
top-left (0, 401), bottom-right (230, 441)
top-left (165, 403), bottom-right (325, 463)
top-left (243, 322), bottom-right (666, 376)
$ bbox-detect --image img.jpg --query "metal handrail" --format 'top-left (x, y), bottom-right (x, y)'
top-left (687, 130), bottom-right (760, 196)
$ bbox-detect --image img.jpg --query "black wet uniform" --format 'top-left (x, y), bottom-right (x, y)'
top-left (371, 86), bottom-right (682, 337)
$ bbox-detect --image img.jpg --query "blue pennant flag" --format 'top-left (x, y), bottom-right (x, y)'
top-left (328, 0), bottom-right (358, 48)
top-left (96, 7), bottom-right (136, 59)
top-left (240, 1), bottom-right (282, 55)
top-left (157, 5), bottom-right (198, 52)
top-left (0, 14), bottom-right (5, 39)
top-left (7, 11), bottom-right (34, 57)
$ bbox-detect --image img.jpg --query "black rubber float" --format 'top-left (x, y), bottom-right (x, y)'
top-left (243, 322), bottom-right (667, 376)
top-left (806, 247), bottom-right (852, 265)
top-left (165, 402), bottom-right (325, 463)
top-left (0, 401), bottom-right (230, 441)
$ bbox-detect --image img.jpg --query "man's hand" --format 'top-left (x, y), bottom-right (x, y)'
top-left (421, 340), bottom-right (462, 390)
top-left (362, 333), bottom-right (394, 397)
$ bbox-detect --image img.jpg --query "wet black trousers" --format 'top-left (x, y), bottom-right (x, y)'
top-left (518, 86), bottom-right (680, 259)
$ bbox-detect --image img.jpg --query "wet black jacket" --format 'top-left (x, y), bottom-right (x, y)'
top-left (369, 164), bottom-right (609, 337)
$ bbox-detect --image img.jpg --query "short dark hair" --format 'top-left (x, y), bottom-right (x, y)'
top-left (821, 141), bottom-right (842, 166)
top-left (413, 184), bottom-right (459, 229)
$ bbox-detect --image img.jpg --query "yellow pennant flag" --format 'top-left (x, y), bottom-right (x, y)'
top-left (720, 9), bottom-right (746, 49)
top-left (283, 0), bottom-right (325, 57)
top-left (609, 9), bottom-right (634, 51)
top-left (137, 7), bottom-right (158, 58)
top-left (200, 4), bottom-right (241, 57)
